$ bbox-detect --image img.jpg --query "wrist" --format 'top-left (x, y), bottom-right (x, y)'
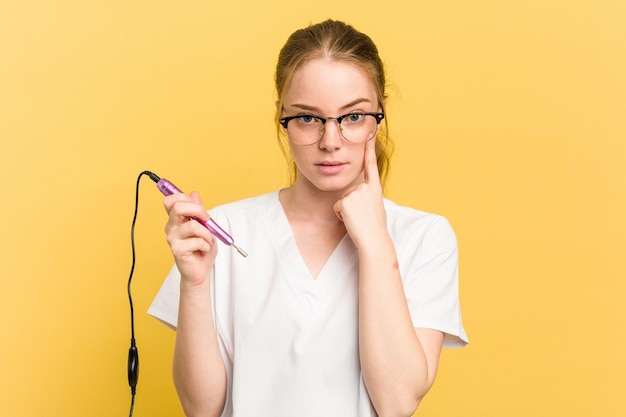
top-left (355, 230), bottom-right (394, 256)
top-left (179, 273), bottom-right (211, 293)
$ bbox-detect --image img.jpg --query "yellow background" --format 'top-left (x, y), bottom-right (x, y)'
top-left (1, 1), bottom-right (624, 416)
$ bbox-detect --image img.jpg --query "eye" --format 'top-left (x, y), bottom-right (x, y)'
top-left (344, 112), bottom-right (365, 124)
top-left (297, 115), bottom-right (319, 125)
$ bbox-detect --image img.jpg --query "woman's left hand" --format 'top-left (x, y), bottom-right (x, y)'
top-left (333, 137), bottom-right (388, 249)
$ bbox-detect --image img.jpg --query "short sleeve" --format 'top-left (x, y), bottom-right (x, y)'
top-left (400, 216), bottom-right (468, 348)
top-left (147, 264), bottom-right (181, 328)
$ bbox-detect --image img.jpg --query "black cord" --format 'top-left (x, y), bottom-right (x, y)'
top-left (128, 391), bottom-right (136, 417)
top-left (127, 170), bottom-right (161, 417)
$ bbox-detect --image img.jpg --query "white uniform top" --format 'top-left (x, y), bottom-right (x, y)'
top-left (148, 191), bottom-right (468, 417)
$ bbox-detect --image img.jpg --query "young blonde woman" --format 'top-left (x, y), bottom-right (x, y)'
top-left (149, 19), bottom-right (468, 417)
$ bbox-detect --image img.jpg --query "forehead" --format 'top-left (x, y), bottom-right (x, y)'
top-left (283, 58), bottom-right (378, 111)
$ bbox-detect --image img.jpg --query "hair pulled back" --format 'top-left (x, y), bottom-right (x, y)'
top-left (274, 20), bottom-right (394, 186)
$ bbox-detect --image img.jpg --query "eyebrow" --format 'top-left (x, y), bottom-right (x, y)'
top-left (286, 98), bottom-right (374, 113)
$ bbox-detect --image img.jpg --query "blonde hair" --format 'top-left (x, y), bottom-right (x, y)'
top-left (274, 19), bottom-right (394, 187)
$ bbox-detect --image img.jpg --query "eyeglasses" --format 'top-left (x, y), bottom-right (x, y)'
top-left (279, 112), bottom-right (384, 145)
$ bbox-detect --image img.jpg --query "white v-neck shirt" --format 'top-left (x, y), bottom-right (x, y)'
top-left (148, 191), bottom-right (468, 417)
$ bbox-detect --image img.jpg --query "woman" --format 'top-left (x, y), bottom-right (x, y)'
top-left (149, 19), bottom-right (468, 417)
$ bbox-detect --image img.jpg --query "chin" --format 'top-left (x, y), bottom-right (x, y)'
top-left (310, 175), bottom-right (362, 193)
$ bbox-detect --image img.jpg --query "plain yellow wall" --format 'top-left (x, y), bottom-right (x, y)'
top-left (1, 1), bottom-right (624, 416)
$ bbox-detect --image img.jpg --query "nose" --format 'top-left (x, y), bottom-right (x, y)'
top-left (318, 119), bottom-right (343, 151)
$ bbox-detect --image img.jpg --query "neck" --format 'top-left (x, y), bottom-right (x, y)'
top-left (279, 182), bottom-right (344, 224)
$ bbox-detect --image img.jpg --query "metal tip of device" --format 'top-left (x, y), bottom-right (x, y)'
top-left (232, 244), bottom-right (248, 258)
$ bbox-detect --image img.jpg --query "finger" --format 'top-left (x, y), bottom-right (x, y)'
top-left (167, 215), bottom-right (215, 247)
top-left (364, 137), bottom-right (381, 187)
top-left (163, 193), bottom-right (191, 214)
top-left (178, 219), bottom-right (215, 242)
top-left (188, 191), bottom-right (210, 222)
top-left (165, 192), bottom-right (209, 221)
top-left (169, 232), bottom-right (215, 259)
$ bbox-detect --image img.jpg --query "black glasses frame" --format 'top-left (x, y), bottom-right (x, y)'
top-left (279, 112), bottom-right (385, 129)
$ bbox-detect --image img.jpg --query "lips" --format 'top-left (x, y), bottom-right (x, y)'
top-left (316, 161), bottom-right (346, 174)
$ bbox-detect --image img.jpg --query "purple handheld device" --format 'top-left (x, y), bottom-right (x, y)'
top-left (156, 177), bottom-right (248, 257)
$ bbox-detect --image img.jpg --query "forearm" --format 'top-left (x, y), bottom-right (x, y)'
top-left (173, 279), bottom-right (226, 417)
top-left (358, 236), bottom-right (431, 417)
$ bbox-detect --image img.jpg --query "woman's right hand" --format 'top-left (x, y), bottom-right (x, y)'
top-left (165, 192), bottom-right (227, 416)
top-left (164, 191), bottom-right (218, 287)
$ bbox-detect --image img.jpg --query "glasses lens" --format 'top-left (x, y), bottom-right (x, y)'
top-left (340, 113), bottom-right (378, 143)
top-left (287, 116), bottom-right (324, 145)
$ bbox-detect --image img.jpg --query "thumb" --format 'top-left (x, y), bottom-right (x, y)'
top-left (189, 191), bottom-right (203, 205)
top-left (189, 191), bottom-right (209, 221)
